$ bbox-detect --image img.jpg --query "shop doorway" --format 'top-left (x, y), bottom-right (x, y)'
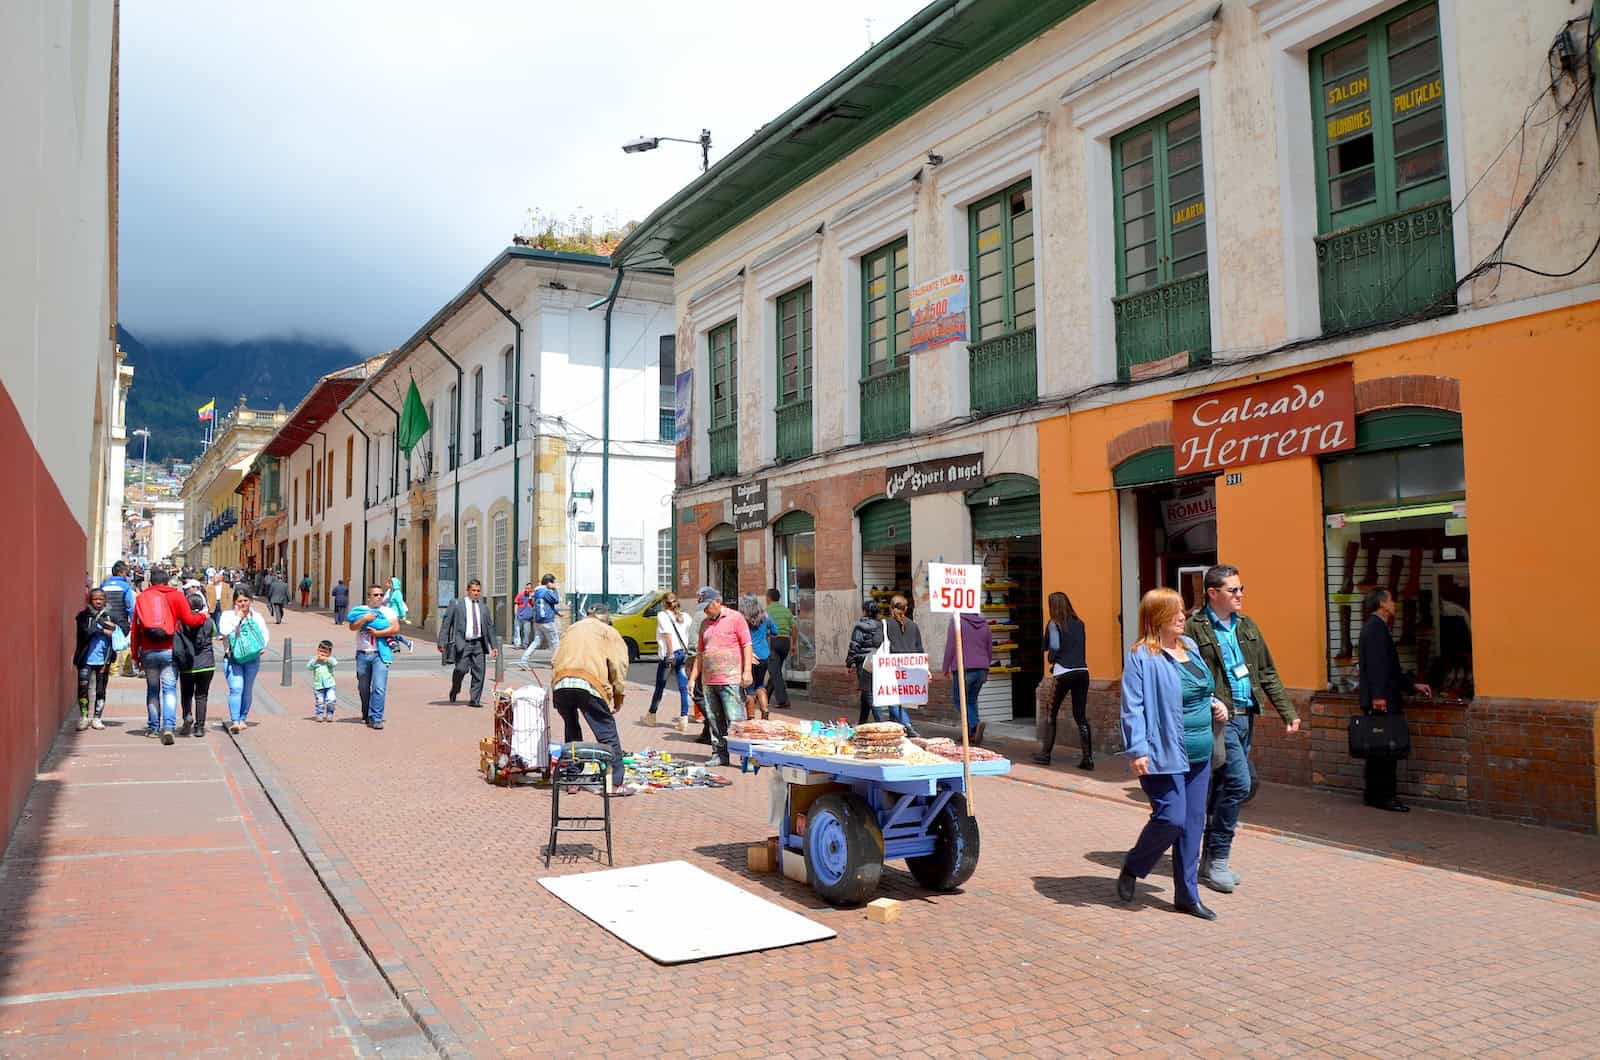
top-left (966, 476), bottom-right (1042, 722)
top-left (419, 519), bottom-right (431, 619)
top-left (773, 510), bottom-right (816, 684)
top-left (1114, 448), bottom-right (1217, 646)
top-left (706, 523), bottom-right (738, 604)
top-left (858, 498), bottom-right (912, 616)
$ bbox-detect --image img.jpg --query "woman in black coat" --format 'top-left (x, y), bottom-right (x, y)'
top-left (73, 589), bottom-right (118, 731)
top-left (173, 591), bottom-right (219, 737)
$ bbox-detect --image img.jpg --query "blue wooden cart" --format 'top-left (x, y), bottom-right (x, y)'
top-left (728, 738), bottom-right (1012, 906)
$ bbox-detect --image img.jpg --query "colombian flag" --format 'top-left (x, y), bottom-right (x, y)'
top-left (198, 399), bottom-right (215, 422)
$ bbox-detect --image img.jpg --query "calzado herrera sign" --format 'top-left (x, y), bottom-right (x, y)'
top-left (1171, 363), bottom-right (1355, 475)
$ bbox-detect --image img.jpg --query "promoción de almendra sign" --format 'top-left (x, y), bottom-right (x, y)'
top-left (873, 653), bottom-right (930, 707)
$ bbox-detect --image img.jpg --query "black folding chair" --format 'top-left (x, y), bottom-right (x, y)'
top-left (545, 742), bottom-right (614, 868)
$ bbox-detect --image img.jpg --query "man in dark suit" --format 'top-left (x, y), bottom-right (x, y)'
top-left (437, 579), bottom-right (499, 706)
top-left (1357, 587), bottom-right (1432, 812)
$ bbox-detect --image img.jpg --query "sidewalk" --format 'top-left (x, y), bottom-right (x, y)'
top-left (0, 657), bottom-right (434, 1055)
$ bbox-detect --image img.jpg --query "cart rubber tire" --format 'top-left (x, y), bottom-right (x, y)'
top-left (906, 792), bottom-right (980, 892)
top-left (804, 793), bottom-right (883, 906)
top-left (623, 637), bottom-right (640, 664)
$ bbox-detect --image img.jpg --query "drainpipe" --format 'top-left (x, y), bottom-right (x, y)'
top-left (426, 335), bottom-right (464, 601)
top-left (317, 429), bottom-right (329, 598)
top-left (370, 391), bottom-right (401, 578)
top-left (477, 286), bottom-right (523, 608)
top-left (596, 267), bottom-right (625, 600)
top-left (341, 409), bottom-right (370, 587)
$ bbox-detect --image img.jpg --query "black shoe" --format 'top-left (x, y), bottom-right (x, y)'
top-left (1031, 752), bottom-right (1052, 766)
top-left (1116, 868), bottom-right (1136, 903)
top-left (1379, 799), bottom-right (1410, 813)
top-left (469, 700), bottom-right (482, 708)
top-left (448, 693), bottom-right (458, 704)
top-left (1078, 754), bottom-right (1095, 771)
top-left (1175, 899), bottom-right (1218, 921)
top-left (194, 725), bottom-right (206, 738)
top-left (694, 731), bottom-right (712, 745)
top-left (179, 720), bottom-right (192, 737)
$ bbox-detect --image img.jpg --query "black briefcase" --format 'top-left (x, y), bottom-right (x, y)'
top-left (1348, 713), bottom-right (1411, 759)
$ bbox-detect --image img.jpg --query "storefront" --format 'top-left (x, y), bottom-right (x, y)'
top-left (965, 476), bottom-right (1043, 722)
top-left (858, 498), bottom-right (911, 615)
top-left (772, 510), bottom-right (816, 685)
top-left (1112, 449), bottom-right (1219, 636)
top-left (1320, 409), bottom-right (1469, 699)
top-left (705, 523), bottom-right (738, 604)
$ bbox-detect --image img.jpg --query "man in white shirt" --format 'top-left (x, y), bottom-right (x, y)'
top-left (437, 579), bottom-right (499, 706)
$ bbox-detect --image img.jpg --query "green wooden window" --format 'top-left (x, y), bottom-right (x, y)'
top-left (861, 240), bottom-right (909, 377)
top-left (777, 285), bottom-right (812, 404)
top-left (1311, 0), bottom-right (1448, 232)
top-left (968, 179), bottom-right (1035, 342)
top-left (1113, 102), bottom-right (1206, 294)
top-left (708, 320), bottom-right (737, 428)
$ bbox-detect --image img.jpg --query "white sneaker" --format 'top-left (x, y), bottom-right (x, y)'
top-left (75, 716), bottom-right (90, 731)
top-left (90, 717), bottom-right (105, 730)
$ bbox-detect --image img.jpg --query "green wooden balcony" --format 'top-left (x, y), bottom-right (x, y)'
top-left (709, 422), bottom-right (738, 478)
top-left (860, 366), bottom-right (910, 443)
top-left (1113, 274), bottom-right (1211, 382)
top-left (969, 327), bottom-right (1038, 414)
top-left (775, 399), bottom-right (812, 462)
top-left (1316, 199), bottom-right (1455, 336)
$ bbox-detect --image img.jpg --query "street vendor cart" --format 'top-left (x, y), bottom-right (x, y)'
top-left (728, 737), bottom-right (1011, 906)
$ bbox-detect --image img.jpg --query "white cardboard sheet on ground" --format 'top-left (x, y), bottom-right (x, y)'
top-left (537, 860), bottom-right (835, 964)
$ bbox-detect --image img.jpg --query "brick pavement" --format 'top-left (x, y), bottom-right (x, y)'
top-left (0, 643), bottom-right (433, 1056)
top-left (226, 606), bottom-right (1600, 1057)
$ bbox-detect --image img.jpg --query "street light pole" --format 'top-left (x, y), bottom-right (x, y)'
top-left (132, 428), bottom-right (150, 559)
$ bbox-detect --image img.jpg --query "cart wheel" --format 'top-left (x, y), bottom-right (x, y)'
top-left (804, 793), bottom-right (883, 906)
top-left (906, 792), bottom-right (980, 893)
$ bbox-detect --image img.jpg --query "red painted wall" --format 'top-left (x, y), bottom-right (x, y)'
top-left (0, 382), bottom-right (84, 847)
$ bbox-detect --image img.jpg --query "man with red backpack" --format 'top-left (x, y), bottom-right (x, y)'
top-left (131, 566), bottom-right (208, 744)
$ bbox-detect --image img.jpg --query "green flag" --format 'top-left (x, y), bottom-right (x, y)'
top-left (397, 379), bottom-right (431, 456)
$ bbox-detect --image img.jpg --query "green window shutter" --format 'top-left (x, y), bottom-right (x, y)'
top-left (861, 240), bottom-right (910, 378)
top-left (967, 478), bottom-right (1040, 539)
top-left (1311, 0), bottom-right (1448, 232)
top-left (967, 179), bottom-right (1034, 343)
top-left (772, 510), bottom-right (815, 536)
top-left (858, 500), bottom-right (910, 552)
top-left (964, 474), bottom-right (1040, 507)
top-left (1352, 408), bottom-right (1461, 454)
top-left (1112, 446), bottom-right (1176, 488)
top-left (708, 320), bottom-right (738, 429)
top-left (1112, 101), bottom-right (1206, 295)
top-left (777, 284), bottom-right (812, 404)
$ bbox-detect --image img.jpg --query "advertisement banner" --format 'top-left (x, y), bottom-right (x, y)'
top-left (928, 563), bottom-right (983, 613)
top-left (872, 653), bottom-right (930, 708)
top-left (1171, 363), bottom-right (1355, 476)
top-left (673, 370), bottom-right (692, 444)
top-left (908, 272), bottom-right (969, 354)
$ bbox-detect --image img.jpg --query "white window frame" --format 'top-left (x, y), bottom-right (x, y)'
top-left (1246, 0), bottom-right (1471, 340)
top-left (1064, 17), bottom-right (1222, 387)
top-left (656, 527), bottom-right (672, 590)
top-left (831, 178), bottom-right (920, 445)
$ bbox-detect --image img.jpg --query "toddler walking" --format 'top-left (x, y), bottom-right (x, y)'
top-left (308, 639), bottom-right (339, 722)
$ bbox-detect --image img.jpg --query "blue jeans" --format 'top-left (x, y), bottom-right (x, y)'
top-left (702, 683), bottom-right (745, 754)
top-left (225, 657), bottom-right (261, 724)
top-left (355, 651), bottom-right (389, 724)
top-left (649, 655), bottom-right (690, 716)
top-left (961, 670), bottom-right (987, 735)
top-left (514, 618), bottom-right (533, 648)
top-left (1124, 758), bottom-right (1212, 908)
top-left (1205, 713), bottom-right (1254, 862)
top-left (141, 650), bottom-right (178, 732)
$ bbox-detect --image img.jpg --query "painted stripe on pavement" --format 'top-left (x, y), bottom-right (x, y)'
top-left (9, 845), bottom-right (252, 863)
top-left (0, 973), bottom-right (316, 1007)
top-left (60, 778), bottom-right (226, 786)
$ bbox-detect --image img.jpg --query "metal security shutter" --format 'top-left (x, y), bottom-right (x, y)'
top-left (705, 524), bottom-right (737, 551)
top-left (858, 500), bottom-right (910, 552)
top-left (1351, 408), bottom-right (1461, 454)
top-left (967, 475), bottom-right (1041, 538)
top-left (772, 510), bottom-right (815, 536)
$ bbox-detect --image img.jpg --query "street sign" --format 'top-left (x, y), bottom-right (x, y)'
top-left (573, 490), bottom-right (594, 501)
top-left (928, 562), bottom-right (983, 613)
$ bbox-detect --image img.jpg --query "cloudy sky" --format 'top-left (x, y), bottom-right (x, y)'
top-left (118, 0), bottom-right (929, 351)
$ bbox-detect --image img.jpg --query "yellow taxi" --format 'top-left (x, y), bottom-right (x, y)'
top-left (611, 590), bottom-right (672, 662)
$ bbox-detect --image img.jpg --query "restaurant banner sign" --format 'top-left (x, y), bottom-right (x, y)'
top-left (1171, 363), bottom-right (1355, 476)
top-left (885, 452), bottom-right (984, 501)
top-left (908, 271), bottom-right (969, 354)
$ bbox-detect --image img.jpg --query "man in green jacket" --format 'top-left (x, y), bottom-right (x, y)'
top-left (1184, 564), bottom-right (1301, 895)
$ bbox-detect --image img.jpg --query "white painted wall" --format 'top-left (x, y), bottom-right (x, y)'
top-left (0, 0), bottom-right (117, 538)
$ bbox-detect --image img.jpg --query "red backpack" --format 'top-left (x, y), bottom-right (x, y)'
top-left (134, 590), bottom-right (172, 640)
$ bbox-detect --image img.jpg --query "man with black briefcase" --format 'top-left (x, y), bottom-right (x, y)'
top-left (1355, 587), bottom-right (1432, 812)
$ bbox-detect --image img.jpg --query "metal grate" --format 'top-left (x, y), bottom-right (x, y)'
top-left (1316, 199), bottom-right (1455, 335)
top-left (859, 366), bottom-right (910, 442)
top-left (969, 327), bottom-right (1038, 414)
top-left (1113, 275), bottom-right (1211, 381)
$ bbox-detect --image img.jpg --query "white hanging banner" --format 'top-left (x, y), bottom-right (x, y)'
top-left (872, 652), bottom-right (930, 708)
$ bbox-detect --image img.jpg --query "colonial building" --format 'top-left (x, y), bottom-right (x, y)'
top-left (176, 405), bottom-right (288, 570)
top-left (338, 246), bottom-right (676, 636)
top-left (618, 0), bottom-right (1600, 830)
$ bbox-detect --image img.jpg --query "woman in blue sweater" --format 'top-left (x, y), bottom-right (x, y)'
top-left (1115, 588), bottom-right (1228, 920)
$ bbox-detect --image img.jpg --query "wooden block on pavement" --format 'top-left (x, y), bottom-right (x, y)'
top-left (746, 844), bottom-right (776, 874)
top-left (866, 898), bottom-right (902, 924)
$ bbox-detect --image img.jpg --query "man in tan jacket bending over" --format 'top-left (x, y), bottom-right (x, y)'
top-left (550, 604), bottom-right (632, 796)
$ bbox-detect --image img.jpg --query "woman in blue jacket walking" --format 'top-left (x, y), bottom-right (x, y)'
top-left (1115, 588), bottom-right (1228, 920)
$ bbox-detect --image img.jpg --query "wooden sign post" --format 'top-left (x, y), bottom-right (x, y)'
top-left (929, 562), bottom-right (983, 813)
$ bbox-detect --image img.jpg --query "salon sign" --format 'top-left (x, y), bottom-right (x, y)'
top-left (1171, 363), bottom-right (1355, 476)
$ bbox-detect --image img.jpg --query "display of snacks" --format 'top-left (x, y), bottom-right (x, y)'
top-left (730, 719), bottom-right (803, 741)
top-left (782, 734), bottom-right (841, 756)
top-left (912, 737), bottom-right (1004, 762)
top-left (854, 722), bottom-right (905, 737)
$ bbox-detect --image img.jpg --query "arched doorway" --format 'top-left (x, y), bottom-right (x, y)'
top-left (772, 510), bottom-right (815, 683)
top-left (705, 523), bottom-right (738, 604)
top-left (857, 498), bottom-right (911, 616)
top-left (965, 475), bottom-right (1043, 721)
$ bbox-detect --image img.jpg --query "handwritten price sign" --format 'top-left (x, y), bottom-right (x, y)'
top-left (928, 562), bottom-right (983, 613)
